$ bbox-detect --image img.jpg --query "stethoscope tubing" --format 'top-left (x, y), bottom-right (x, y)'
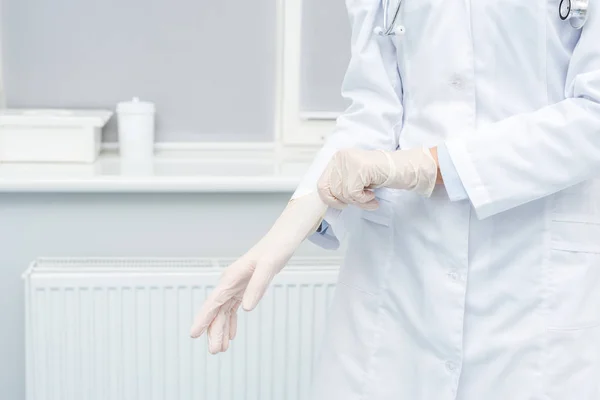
top-left (378, 0), bottom-right (588, 36)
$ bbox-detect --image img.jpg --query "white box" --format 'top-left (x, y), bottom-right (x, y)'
top-left (0, 109), bottom-right (113, 163)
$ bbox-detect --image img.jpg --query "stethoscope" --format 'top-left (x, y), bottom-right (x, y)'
top-left (559, 0), bottom-right (589, 29)
top-left (374, 0), bottom-right (589, 36)
top-left (374, 0), bottom-right (405, 36)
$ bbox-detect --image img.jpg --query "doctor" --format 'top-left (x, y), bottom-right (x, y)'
top-left (192, 0), bottom-right (600, 398)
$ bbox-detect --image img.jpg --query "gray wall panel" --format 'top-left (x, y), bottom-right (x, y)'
top-left (1, 0), bottom-right (276, 142)
top-left (300, 0), bottom-right (351, 113)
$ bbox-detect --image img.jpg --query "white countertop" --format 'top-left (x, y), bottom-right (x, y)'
top-left (0, 148), bottom-right (314, 193)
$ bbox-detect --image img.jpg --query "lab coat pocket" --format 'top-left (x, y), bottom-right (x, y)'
top-left (360, 208), bottom-right (391, 227)
top-left (545, 325), bottom-right (600, 400)
top-left (338, 202), bottom-right (394, 296)
top-left (547, 219), bottom-right (600, 330)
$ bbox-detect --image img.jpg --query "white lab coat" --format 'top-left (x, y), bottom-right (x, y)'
top-left (293, 0), bottom-right (600, 399)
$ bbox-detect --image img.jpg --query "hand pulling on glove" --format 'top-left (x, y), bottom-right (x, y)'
top-left (317, 147), bottom-right (438, 210)
top-left (190, 147), bottom-right (436, 354)
top-left (190, 192), bottom-right (326, 354)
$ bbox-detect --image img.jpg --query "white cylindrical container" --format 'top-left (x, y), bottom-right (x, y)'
top-left (117, 97), bottom-right (156, 161)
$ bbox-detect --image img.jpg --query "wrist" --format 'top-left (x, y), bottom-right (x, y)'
top-left (428, 147), bottom-right (443, 185)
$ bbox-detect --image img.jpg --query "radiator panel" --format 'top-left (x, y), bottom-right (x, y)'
top-left (24, 258), bottom-right (340, 400)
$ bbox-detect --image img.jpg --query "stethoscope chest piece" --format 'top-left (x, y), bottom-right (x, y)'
top-left (374, 0), bottom-right (405, 36)
top-left (374, 25), bottom-right (406, 36)
top-left (559, 0), bottom-right (589, 29)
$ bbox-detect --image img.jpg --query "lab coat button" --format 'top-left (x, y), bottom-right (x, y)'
top-left (448, 270), bottom-right (458, 281)
top-left (450, 75), bottom-right (463, 89)
top-left (445, 361), bottom-right (456, 371)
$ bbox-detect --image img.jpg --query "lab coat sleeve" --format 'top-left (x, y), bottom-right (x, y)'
top-left (445, 11), bottom-right (600, 220)
top-left (437, 143), bottom-right (469, 202)
top-left (309, 220), bottom-right (341, 250)
top-left (293, 0), bottom-right (403, 249)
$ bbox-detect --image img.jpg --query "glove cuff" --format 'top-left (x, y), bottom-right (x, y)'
top-left (412, 147), bottom-right (438, 197)
top-left (378, 150), bottom-right (398, 188)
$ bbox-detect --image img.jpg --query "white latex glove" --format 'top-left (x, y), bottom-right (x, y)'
top-left (317, 147), bottom-right (438, 210)
top-left (190, 192), bottom-right (326, 354)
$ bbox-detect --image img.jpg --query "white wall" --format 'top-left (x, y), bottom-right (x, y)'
top-left (0, 193), bottom-right (337, 399)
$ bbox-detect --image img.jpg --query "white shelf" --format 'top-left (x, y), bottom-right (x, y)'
top-left (0, 146), bottom-right (316, 193)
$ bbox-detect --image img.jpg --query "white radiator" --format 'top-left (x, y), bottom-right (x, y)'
top-left (24, 257), bottom-right (341, 400)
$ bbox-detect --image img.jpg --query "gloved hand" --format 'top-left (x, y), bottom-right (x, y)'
top-left (190, 192), bottom-right (327, 354)
top-left (317, 147), bottom-right (438, 210)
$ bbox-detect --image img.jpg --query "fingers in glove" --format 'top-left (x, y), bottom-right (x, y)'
top-left (317, 166), bottom-right (347, 210)
top-left (353, 192), bottom-right (379, 210)
top-left (207, 298), bottom-right (237, 354)
top-left (334, 162), bottom-right (353, 206)
top-left (327, 165), bottom-right (352, 207)
top-left (242, 257), bottom-right (281, 311)
top-left (221, 315), bottom-right (231, 352)
top-left (348, 185), bottom-right (375, 204)
top-left (341, 185), bottom-right (352, 206)
top-left (319, 187), bottom-right (347, 209)
top-left (347, 175), bottom-right (379, 210)
top-left (191, 307), bottom-right (217, 339)
top-left (358, 196), bottom-right (380, 210)
top-left (207, 307), bottom-right (228, 354)
top-left (190, 288), bottom-right (228, 338)
top-left (229, 300), bottom-right (242, 340)
top-left (190, 261), bottom-right (251, 338)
